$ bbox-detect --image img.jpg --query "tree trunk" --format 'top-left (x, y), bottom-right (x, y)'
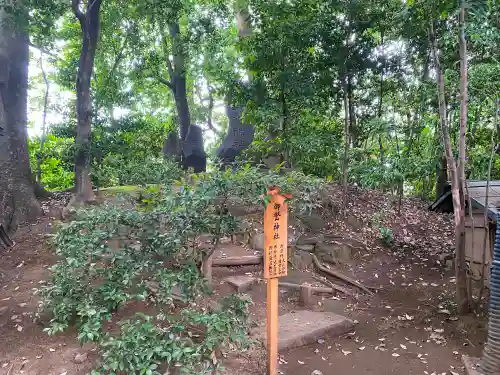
top-left (37, 55), bottom-right (49, 185)
top-left (347, 74), bottom-right (358, 148)
top-left (0, 3), bottom-right (42, 231)
top-left (431, 20), bottom-right (469, 314)
top-left (456, 5), bottom-right (470, 314)
top-left (378, 29), bottom-right (385, 163)
top-left (435, 155), bottom-right (448, 199)
top-left (72, 0), bottom-right (102, 204)
top-left (169, 22), bottom-right (191, 141)
top-left (342, 78), bottom-right (350, 208)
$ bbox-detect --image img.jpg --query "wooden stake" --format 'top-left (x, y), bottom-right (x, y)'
top-left (263, 187), bottom-right (290, 375)
top-left (267, 277), bottom-right (279, 375)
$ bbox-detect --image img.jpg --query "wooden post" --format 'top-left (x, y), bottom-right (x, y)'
top-left (267, 277), bottom-right (279, 375)
top-left (264, 187), bottom-right (289, 375)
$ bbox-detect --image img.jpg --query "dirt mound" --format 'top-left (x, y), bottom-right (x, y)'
top-left (317, 184), bottom-right (455, 258)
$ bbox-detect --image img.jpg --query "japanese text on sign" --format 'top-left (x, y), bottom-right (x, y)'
top-left (264, 192), bottom-right (288, 279)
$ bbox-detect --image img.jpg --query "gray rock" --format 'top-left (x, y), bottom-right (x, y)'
top-left (289, 249), bottom-right (314, 270)
top-left (224, 275), bottom-right (258, 293)
top-left (311, 371), bottom-right (324, 375)
top-left (316, 243), bottom-right (352, 263)
top-left (295, 244), bottom-right (315, 252)
top-left (216, 106), bottom-right (255, 164)
top-left (73, 352), bottom-right (88, 364)
top-left (182, 125), bottom-right (206, 173)
top-left (255, 310), bottom-right (355, 350)
top-left (298, 213), bottom-right (326, 232)
top-left (162, 131), bottom-right (180, 160)
top-left (297, 234), bottom-right (324, 245)
top-left (249, 232), bottom-right (264, 251)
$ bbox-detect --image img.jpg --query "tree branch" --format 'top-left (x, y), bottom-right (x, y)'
top-left (166, 57), bottom-right (174, 80)
top-left (156, 76), bottom-right (173, 90)
top-left (71, 0), bottom-right (86, 24)
top-left (28, 42), bottom-right (57, 59)
top-left (161, 35), bottom-right (175, 80)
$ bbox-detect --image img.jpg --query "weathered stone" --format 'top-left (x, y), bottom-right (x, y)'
top-left (73, 352), bottom-right (88, 364)
top-left (462, 355), bottom-right (481, 375)
top-left (182, 125), bottom-right (206, 173)
top-left (249, 232), bottom-right (264, 251)
top-left (297, 234), bottom-right (324, 246)
top-left (316, 243), bottom-right (352, 264)
top-left (162, 131), bottom-right (180, 160)
top-left (289, 249), bottom-right (314, 270)
top-left (295, 244), bottom-right (315, 252)
top-left (216, 106), bottom-right (255, 164)
top-left (224, 275), bottom-right (258, 293)
top-left (298, 213), bottom-right (326, 232)
top-left (299, 285), bottom-right (313, 307)
top-left (257, 310), bottom-right (354, 350)
top-left (262, 154), bottom-right (281, 169)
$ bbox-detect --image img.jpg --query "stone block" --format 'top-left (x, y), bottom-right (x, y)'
top-left (224, 275), bottom-right (258, 293)
top-left (257, 310), bottom-right (355, 350)
top-left (316, 243), bottom-right (352, 263)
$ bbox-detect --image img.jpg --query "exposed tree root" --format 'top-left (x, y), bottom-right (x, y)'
top-left (311, 253), bottom-right (373, 295)
top-left (0, 224), bottom-right (14, 249)
top-left (312, 274), bottom-right (357, 298)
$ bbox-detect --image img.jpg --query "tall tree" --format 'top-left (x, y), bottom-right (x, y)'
top-left (430, 12), bottom-right (470, 314)
top-left (0, 0), bottom-right (42, 230)
top-left (72, 0), bottom-right (103, 203)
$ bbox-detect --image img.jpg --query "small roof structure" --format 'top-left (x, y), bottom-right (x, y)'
top-left (429, 180), bottom-right (500, 220)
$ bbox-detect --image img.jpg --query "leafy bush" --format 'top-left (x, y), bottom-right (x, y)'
top-left (92, 155), bottom-right (183, 188)
top-left (40, 165), bottom-right (326, 373)
top-left (29, 135), bottom-right (75, 190)
top-left (379, 226), bottom-right (394, 246)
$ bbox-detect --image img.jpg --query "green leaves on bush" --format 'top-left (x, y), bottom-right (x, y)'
top-left (40, 165), bottom-right (326, 374)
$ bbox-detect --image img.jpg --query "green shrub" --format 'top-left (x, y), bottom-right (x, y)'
top-left (40, 165), bottom-right (326, 374)
top-left (92, 155), bottom-right (184, 188)
top-left (379, 226), bottom-right (394, 246)
top-left (29, 135), bottom-right (75, 190)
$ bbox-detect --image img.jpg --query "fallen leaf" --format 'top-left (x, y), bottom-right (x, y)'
top-left (400, 344), bottom-right (407, 350)
top-left (342, 350), bottom-right (352, 356)
top-left (392, 353), bottom-right (400, 357)
top-left (298, 360), bottom-right (305, 365)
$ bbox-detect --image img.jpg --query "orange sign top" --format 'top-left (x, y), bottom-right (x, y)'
top-left (264, 188), bottom-right (288, 279)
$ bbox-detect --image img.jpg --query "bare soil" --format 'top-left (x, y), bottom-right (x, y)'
top-left (0, 188), bottom-right (489, 375)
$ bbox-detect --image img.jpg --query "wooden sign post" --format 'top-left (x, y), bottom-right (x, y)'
top-left (264, 187), bottom-right (289, 375)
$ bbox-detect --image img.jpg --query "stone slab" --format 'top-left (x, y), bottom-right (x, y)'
top-left (224, 275), bottom-right (258, 293)
top-left (258, 310), bottom-right (355, 350)
top-left (462, 355), bottom-right (483, 375)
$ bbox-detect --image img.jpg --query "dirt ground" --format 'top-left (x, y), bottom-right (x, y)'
top-left (0, 190), bottom-right (489, 375)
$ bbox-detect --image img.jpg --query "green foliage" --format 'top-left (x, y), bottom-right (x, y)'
top-left (379, 226), bottom-right (394, 247)
top-left (40, 165), bottom-right (325, 373)
top-left (28, 134), bottom-right (75, 190)
top-left (92, 156), bottom-right (183, 188)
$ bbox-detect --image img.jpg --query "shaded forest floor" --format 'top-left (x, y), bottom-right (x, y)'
top-left (0, 186), bottom-right (489, 375)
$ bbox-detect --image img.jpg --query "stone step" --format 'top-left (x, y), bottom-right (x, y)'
top-left (224, 275), bottom-right (259, 293)
top-left (256, 310), bottom-right (355, 350)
